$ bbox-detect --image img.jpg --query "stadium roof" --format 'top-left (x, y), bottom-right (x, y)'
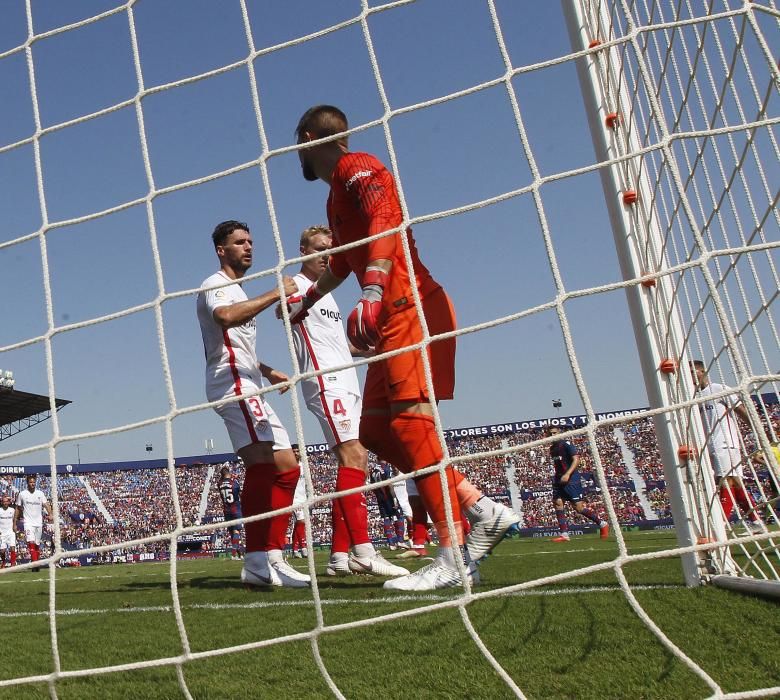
top-left (0, 390), bottom-right (71, 442)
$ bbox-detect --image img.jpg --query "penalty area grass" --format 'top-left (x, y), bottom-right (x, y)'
top-left (0, 531), bottom-right (777, 699)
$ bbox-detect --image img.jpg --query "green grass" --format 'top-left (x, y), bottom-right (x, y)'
top-left (0, 532), bottom-right (778, 699)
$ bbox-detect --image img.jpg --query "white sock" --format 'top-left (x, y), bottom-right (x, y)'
top-left (330, 551), bottom-right (348, 561)
top-left (466, 496), bottom-right (496, 523)
top-left (436, 544), bottom-right (470, 568)
top-left (266, 549), bottom-right (284, 564)
top-left (352, 542), bottom-right (377, 558)
top-left (245, 550), bottom-right (268, 567)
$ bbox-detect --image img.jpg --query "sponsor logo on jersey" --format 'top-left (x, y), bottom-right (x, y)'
top-left (320, 308), bottom-right (342, 321)
top-left (344, 170), bottom-right (372, 190)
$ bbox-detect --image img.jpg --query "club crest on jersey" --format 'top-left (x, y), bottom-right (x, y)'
top-left (339, 419), bottom-right (351, 432)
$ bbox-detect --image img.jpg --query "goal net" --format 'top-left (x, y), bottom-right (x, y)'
top-left (563, 0), bottom-right (780, 590)
top-left (0, 0), bottom-right (778, 697)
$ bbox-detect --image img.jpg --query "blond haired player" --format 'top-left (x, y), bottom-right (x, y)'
top-left (287, 226), bottom-right (409, 579)
top-left (15, 475), bottom-right (51, 571)
top-left (0, 495), bottom-right (17, 568)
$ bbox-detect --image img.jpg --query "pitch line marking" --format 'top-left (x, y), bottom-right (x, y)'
top-left (0, 584), bottom-right (683, 619)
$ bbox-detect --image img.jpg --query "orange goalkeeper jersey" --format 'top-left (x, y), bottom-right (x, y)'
top-left (326, 152), bottom-right (440, 319)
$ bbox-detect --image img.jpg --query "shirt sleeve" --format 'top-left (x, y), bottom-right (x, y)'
top-left (327, 253), bottom-right (352, 280)
top-left (204, 286), bottom-right (233, 318)
top-left (337, 156), bottom-right (401, 262)
top-left (565, 441), bottom-right (579, 458)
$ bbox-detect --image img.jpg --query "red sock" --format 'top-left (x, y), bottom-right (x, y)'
top-left (29, 543), bottom-right (39, 562)
top-left (719, 486), bottom-right (735, 520)
top-left (734, 486), bottom-right (758, 522)
top-left (335, 466), bottom-right (370, 546)
top-left (267, 468), bottom-right (300, 551)
top-left (293, 519), bottom-right (306, 549)
top-left (240, 463), bottom-right (275, 552)
top-left (410, 497), bottom-right (429, 547)
top-left (331, 500), bottom-right (350, 554)
top-left (10, 550), bottom-right (15, 566)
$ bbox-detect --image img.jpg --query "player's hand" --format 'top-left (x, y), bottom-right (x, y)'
top-left (285, 295), bottom-right (310, 323)
top-left (265, 368), bottom-right (290, 394)
top-left (282, 276), bottom-right (298, 297)
top-left (285, 284), bottom-right (324, 324)
top-left (559, 474), bottom-right (570, 484)
top-left (347, 266), bottom-right (387, 351)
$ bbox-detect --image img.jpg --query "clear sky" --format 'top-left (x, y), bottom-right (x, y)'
top-left (0, 0), bottom-right (776, 466)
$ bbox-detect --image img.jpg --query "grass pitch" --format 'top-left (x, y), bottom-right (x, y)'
top-left (0, 532), bottom-right (778, 699)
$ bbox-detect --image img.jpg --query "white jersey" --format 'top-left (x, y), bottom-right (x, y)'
top-left (697, 382), bottom-right (741, 449)
top-left (0, 506), bottom-right (14, 534)
top-left (16, 488), bottom-right (47, 527)
top-left (197, 271), bottom-right (265, 403)
top-left (292, 274), bottom-right (360, 403)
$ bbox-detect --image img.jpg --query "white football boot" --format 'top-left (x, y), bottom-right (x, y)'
top-left (325, 552), bottom-right (352, 577)
top-left (466, 499), bottom-right (521, 562)
top-left (242, 551), bottom-right (311, 589)
top-left (383, 549), bottom-right (479, 591)
top-left (348, 551), bottom-right (409, 578)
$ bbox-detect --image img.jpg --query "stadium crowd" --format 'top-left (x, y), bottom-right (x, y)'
top-left (1, 408), bottom-right (777, 564)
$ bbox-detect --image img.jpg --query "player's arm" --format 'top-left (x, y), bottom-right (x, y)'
top-left (286, 267), bottom-right (347, 324)
top-left (213, 276), bottom-right (297, 329)
top-left (258, 363), bottom-right (290, 394)
top-left (43, 501), bottom-right (52, 521)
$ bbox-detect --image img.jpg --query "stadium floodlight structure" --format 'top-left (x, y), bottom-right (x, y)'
top-left (562, 0), bottom-right (780, 594)
top-left (0, 370), bottom-right (14, 392)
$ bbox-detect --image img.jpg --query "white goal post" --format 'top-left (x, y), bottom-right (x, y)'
top-left (562, 0), bottom-right (780, 590)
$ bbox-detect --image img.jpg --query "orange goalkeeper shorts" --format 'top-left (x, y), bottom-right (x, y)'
top-left (362, 286), bottom-right (456, 409)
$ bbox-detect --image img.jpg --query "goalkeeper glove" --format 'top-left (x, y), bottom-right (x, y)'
top-left (347, 266), bottom-right (387, 351)
top-left (286, 285), bottom-right (324, 324)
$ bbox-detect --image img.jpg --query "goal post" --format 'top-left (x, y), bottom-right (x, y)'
top-left (562, 0), bottom-right (780, 590)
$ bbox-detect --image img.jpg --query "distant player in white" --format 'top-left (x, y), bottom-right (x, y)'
top-left (286, 226), bottom-right (408, 579)
top-left (15, 475), bottom-right (50, 569)
top-left (0, 495), bottom-right (17, 568)
top-left (197, 219), bottom-right (310, 589)
top-left (690, 360), bottom-right (761, 529)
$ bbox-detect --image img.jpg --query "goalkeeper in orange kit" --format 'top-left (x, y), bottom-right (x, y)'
top-left (286, 105), bottom-right (519, 590)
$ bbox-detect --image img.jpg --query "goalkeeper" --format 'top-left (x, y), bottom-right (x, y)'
top-left (286, 105), bottom-right (518, 591)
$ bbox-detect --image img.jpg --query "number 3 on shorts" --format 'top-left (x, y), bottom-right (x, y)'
top-left (247, 397), bottom-right (264, 418)
top-left (332, 399), bottom-right (346, 416)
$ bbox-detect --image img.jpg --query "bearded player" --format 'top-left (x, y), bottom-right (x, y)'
top-left (198, 220), bottom-right (310, 588)
top-left (287, 106), bottom-right (519, 590)
top-left (16, 475), bottom-right (51, 571)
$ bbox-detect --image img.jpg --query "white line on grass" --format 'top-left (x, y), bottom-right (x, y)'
top-left (0, 584), bottom-right (683, 619)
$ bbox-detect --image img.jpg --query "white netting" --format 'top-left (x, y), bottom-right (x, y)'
top-left (0, 0), bottom-right (778, 697)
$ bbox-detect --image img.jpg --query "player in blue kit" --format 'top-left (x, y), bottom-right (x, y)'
top-left (217, 465), bottom-right (243, 560)
top-left (548, 427), bottom-right (609, 542)
top-left (369, 463), bottom-right (406, 549)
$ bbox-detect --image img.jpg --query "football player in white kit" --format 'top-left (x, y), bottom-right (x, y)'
top-left (287, 226), bottom-right (409, 579)
top-left (0, 495), bottom-right (18, 568)
top-left (690, 361), bottom-right (762, 530)
top-left (197, 220), bottom-right (310, 588)
top-left (15, 475), bottom-right (50, 570)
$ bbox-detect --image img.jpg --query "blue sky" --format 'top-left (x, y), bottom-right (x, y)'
top-left (1, 0), bottom-right (777, 466)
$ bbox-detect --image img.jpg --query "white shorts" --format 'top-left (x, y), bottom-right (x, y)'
top-left (292, 472), bottom-right (307, 520)
top-left (25, 526), bottom-right (42, 545)
top-left (215, 394), bottom-right (291, 453)
top-left (306, 389), bottom-right (361, 449)
top-left (0, 531), bottom-right (16, 549)
top-left (393, 480), bottom-right (412, 519)
top-left (710, 446), bottom-right (743, 479)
